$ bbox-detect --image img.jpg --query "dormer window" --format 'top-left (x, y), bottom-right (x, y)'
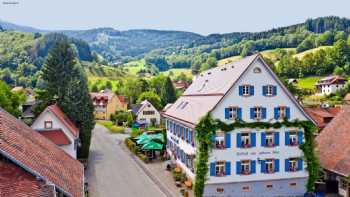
top-left (44, 121), bottom-right (53, 129)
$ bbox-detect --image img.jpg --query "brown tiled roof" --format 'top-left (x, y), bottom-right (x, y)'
top-left (0, 160), bottom-right (55, 197)
top-left (305, 107), bottom-right (341, 129)
top-left (316, 106), bottom-right (350, 176)
top-left (316, 75), bottom-right (347, 86)
top-left (46, 104), bottom-right (79, 137)
top-left (0, 108), bottom-right (84, 197)
top-left (37, 129), bottom-right (71, 146)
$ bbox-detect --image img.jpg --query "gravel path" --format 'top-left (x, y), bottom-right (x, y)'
top-left (86, 124), bottom-right (166, 197)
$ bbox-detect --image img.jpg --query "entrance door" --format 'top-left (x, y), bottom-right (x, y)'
top-left (326, 180), bottom-right (339, 193)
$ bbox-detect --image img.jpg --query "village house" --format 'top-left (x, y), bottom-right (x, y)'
top-left (305, 106), bottom-right (341, 130)
top-left (316, 75), bottom-right (347, 95)
top-left (173, 80), bottom-right (190, 91)
top-left (11, 86), bottom-right (38, 120)
top-left (0, 107), bottom-right (84, 197)
top-left (316, 106), bottom-right (350, 197)
top-left (90, 89), bottom-right (128, 120)
top-left (31, 104), bottom-right (80, 159)
top-left (163, 54), bottom-right (315, 197)
top-left (131, 100), bottom-right (161, 126)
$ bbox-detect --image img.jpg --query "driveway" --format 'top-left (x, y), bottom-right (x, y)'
top-left (86, 124), bottom-right (166, 197)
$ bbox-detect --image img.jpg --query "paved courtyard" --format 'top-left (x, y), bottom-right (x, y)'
top-left (86, 124), bottom-right (168, 197)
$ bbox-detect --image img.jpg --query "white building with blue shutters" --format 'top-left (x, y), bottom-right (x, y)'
top-left (163, 53), bottom-right (315, 197)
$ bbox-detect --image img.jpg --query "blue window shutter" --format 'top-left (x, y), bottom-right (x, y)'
top-left (185, 128), bottom-right (188, 141)
top-left (210, 162), bottom-right (216, 176)
top-left (251, 133), bottom-right (256, 147)
top-left (239, 86), bottom-right (243, 96)
top-left (237, 108), bottom-right (242, 120)
top-left (250, 85), bottom-right (254, 96)
top-left (237, 133), bottom-right (241, 148)
top-left (275, 159), bottom-right (280, 172)
top-left (251, 160), bottom-right (256, 174)
top-left (274, 107), bottom-right (279, 120)
top-left (261, 160), bottom-right (266, 173)
top-left (225, 108), bottom-right (230, 119)
top-left (225, 161), bottom-right (231, 175)
top-left (189, 130), bottom-right (192, 143)
top-left (285, 159), bottom-right (289, 172)
top-left (225, 133), bottom-right (231, 148)
top-left (285, 132), bottom-right (290, 145)
top-left (273, 86), bottom-right (277, 96)
top-left (261, 132), bottom-right (266, 147)
top-left (297, 159), bottom-right (303, 171)
top-left (236, 161), bottom-right (241, 175)
top-left (298, 131), bottom-right (303, 144)
top-left (262, 108), bottom-right (267, 119)
top-left (274, 132), bottom-right (280, 146)
top-left (262, 85), bottom-right (267, 96)
top-left (250, 108), bottom-right (255, 119)
top-left (286, 107), bottom-right (291, 119)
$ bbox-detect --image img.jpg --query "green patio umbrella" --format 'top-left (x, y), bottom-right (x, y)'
top-left (136, 133), bottom-right (164, 145)
top-left (134, 133), bottom-right (148, 140)
top-left (141, 141), bottom-right (163, 150)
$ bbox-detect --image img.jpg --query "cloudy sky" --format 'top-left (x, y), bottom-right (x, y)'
top-left (0, 0), bottom-right (349, 35)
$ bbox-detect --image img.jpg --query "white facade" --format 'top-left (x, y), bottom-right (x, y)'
top-left (31, 110), bottom-right (78, 159)
top-left (136, 100), bottom-right (161, 126)
top-left (164, 55), bottom-right (314, 197)
top-left (319, 84), bottom-right (345, 95)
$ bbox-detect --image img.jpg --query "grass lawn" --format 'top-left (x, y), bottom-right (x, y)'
top-left (97, 121), bottom-right (125, 134)
top-left (122, 59), bottom-right (147, 75)
top-left (293, 46), bottom-right (332, 59)
top-left (297, 76), bottom-right (321, 90)
top-left (161, 68), bottom-right (192, 79)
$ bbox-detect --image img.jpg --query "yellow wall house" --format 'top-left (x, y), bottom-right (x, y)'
top-left (90, 89), bottom-right (128, 120)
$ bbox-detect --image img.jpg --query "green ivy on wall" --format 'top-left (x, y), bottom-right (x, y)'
top-left (193, 114), bottom-right (320, 197)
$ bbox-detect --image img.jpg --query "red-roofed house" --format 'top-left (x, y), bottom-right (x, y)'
top-left (31, 104), bottom-right (80, 159)
top-left (316, 106), bottom-right (350, 196)
top-left (90, 89), bottom-right (128, 120)
top-left (316, 75), bottom-right (347, 95)
top-left (305, 107), bottom-right (341, 130)
top-left (0, 107), bottom-right (84, 197)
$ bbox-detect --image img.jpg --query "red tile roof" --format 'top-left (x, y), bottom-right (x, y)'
top-left (0, 160), bottom-right (55, 197)
top-left (316, 106), bottom-right (350, 176)
top-left (305, 107), bottom-right (341, 129)
top-left (37, 129), bottom-right (71, 146)
top-left (46, 104), bottom-right (79, 137)
top-left (316, 75), bottom-right (347, 86)
top-left (0, 108), bottom-right (84, 197)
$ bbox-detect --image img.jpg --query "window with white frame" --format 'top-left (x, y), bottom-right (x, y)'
top-left (228, 107), bottom-right (238, 120)
top-left (289, 131), bottom-right (298, 146)
top-left (254, 107), bottom-right (262, 119)
top-left (242, 85), bottom-right (250, 96)
top-left (215, 161), bottom-right (226, 176)
top-left (241, 160), bottom-right (251, 174)
top-left (289, 159), bottom-right (298, 172)
top-left (265, 159), bottom-right (274, 173)
top-left (241, 133), bottom-right (251, 148)
top-left (215, 131), bottom-right (225, 149)
top-left (265, 133), bottom-right (274, 147)
top-left (278, 106), bottom-right (286, 119)
top-left (266, 85), bottom-right (273, 96)
top-left (44, 121), bottom-right (53, 129)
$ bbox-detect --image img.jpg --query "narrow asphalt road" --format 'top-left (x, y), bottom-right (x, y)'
top-left (86, 124), bottom-right (166, 197)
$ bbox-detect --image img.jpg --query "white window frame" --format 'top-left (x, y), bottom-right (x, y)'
top-left (289, 131), bottom-right (298, 146)
top-left (265, 159), bottom-right (274, 173)
top-left (228, 106), bottom-right (238, 120)
top-left (241, 133), bottom-right (251, 148)
top-left (266, 85), bottom-right (273, 96)
top-left (289, 159), bottom-right (297, 172)
top-left (254, 107), bottom-right (262, 120)
top-left (242, 85), bottom-right (250, 96)
top-left (241, 160), bottom-right (251, 175)
top-left (265, 133), bottom-right (274, 147)
top-left (278, 106), bottom-right (286, 119)
top-left (215, 131), bottom-right (225, 149)
top-left (216, 161), bottom-right (226, 176)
